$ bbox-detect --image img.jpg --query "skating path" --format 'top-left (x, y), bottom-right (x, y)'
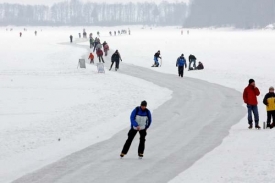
top-left (12, 42), bottom-right (245, 183)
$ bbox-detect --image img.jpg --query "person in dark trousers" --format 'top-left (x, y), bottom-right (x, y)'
top-left (176, 54), bottom-right (187, 77)
top-left (70, 35), bottom-right (73, 43)
top-left (103, 41), bottom-right (109, 56)
top-left (153, 50), bottom-right (161, 67)
top-left (188, 54), bottom-right (197, 70)
top-left (20, 32), bottom-right (22, 37)
top-left (96, 49), bottom-right (104, 63)
top-left (90, 37), bottom-right (94, 49)
top-left (93, 38), bottom-right (99, 52)
top-left (196, 62), bottom-right (204, 70)
top-left (263, 86), bottom-right (275, 128)
top-left (110, 50), bottom-right (122, 71)
top-left (243, 79), bottom-right (261, 129)
top-left (120, 101), bottom-right (152, 158)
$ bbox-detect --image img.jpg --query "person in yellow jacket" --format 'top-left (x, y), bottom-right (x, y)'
top-left (263, 86), bottom-right (275, 128)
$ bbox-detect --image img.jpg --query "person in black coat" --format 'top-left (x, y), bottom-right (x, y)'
top-left (188, 54), bottom-right (197, 70)
top-left (196, 62), bottom-right (204, 70)
top-left (110, 50), bottom-right (122, 71)
top-left (70, 35), bottom-right (73, 43)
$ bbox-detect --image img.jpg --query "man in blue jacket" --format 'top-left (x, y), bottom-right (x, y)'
top-left (120, 101), bottom-right (152, 158)
top-left (176, 54), bottom-right (187, 77)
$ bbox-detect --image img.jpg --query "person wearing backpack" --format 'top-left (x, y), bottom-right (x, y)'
top-left (176, 54), bottom-right (187, 77)
top-left (120, 101), bottom-right (152, 158)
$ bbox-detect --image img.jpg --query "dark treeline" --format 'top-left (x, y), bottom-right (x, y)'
top-left (185, 0), bottom-right (275, 28)
top-left (0, 0), bottom-right (187, 26)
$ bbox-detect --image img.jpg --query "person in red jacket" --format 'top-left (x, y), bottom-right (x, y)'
top-left (243, 79), bottom-right (261, 129)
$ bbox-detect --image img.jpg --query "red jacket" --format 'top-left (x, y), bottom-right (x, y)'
top-left (243, 85), bottom-right (260, 105)
top-left (96, 49), bottom-right (103, 56)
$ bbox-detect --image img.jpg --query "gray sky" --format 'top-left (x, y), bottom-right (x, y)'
top-left (0, 0), bottom-right (189, 6)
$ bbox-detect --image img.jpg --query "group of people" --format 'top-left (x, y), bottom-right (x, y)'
top-left (88, 37), bottom-right (110, 64)
top-left (109, 29), bottom-right (130, 36)
top-left (243, 79), bottom-right (275, 129)
top-left (152, 50), bottom-right (204, 77)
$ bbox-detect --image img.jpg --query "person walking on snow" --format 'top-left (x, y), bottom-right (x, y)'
top-left (103, 41), bottom-right (109, 56)
top-left (188, 54), bottom-right (197, 70)
top-left (90, 37), bottom-right (94, 49)
top-left (93, 37), bottom-right (99, 52)
top-left (176, 54), bottom-right (187, 77)
top-left (96, 49), bottom-right (104, 63)
top-left (153, 50), bottom-right (161, 67)
top-left (263, 86), bottom-right (275, 129)
top-left (110, 50), bottom-right (122, 71)
top-left (243, 79), bottom-right (261, 129)
top-left (120, 101), bottom-right (152, 158)
top-left (88, 52), bottom-right (94, 64)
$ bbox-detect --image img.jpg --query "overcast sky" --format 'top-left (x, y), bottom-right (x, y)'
top-left (0, 0), bottom-right (189, 6)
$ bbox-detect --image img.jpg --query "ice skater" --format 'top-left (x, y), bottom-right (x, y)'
top-left (152, 50), bottom-right (161, 67)
top-left (120, 101), bottom-right (152, 158)
top-left (88, 52), bottom-right (94, 64)
top-left (176, 54), bottom-right (187, 77)
top-left (103, 41), bottom-right (109, 56)
top-left (70, 35), bottom-right (73, 43)
top-left (110, 50), bottom-right (122, 71)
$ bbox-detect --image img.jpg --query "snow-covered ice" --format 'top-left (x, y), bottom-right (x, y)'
top-left (1, 26), bottom-right (275, 183)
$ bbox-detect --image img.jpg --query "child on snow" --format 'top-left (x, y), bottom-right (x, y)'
top-left (88, 52), bottom-right (94, 64)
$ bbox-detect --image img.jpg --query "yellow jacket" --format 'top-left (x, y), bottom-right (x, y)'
top-left (263, 93), bottom-right (275, 111)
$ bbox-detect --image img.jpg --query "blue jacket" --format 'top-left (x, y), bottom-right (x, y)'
top-left (176, 57), bottom-right (186, 67)
top-left (130, 107), bottom-right (152, 130)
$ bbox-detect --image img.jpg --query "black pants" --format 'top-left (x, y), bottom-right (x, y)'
top-left (110, 61), bottom-right (114, 69)
top-left (178, 66), bottom-right (184, 77)
top-left (115, 61), bottom-right (120, 69)
top-left (267, 111), bottom-right (275, 124)
top-left (98, 56), bottom-right (104, 63)
top-left (121, 129), bottom-right (147, 155)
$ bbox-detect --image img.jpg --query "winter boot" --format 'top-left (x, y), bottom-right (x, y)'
top-left (138, 153), bottom-right (143, 158)
top-left (248, 124), bottom-right (253, 129)
top-left (255, 125), bottom-right (261, 129)
top-left (267, 123), bottom-right (271, 128)
top-left (120, 153), bottom-right (125, 158)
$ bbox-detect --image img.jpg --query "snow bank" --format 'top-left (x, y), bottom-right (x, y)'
top-left (0, 27), bottom-right (172, 183)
